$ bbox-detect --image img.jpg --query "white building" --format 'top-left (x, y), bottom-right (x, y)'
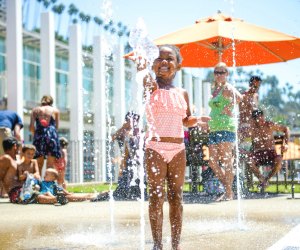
top-left (0, 0), bottom-right (211, 183)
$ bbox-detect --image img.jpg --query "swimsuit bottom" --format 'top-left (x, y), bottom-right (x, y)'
top-left (146, 141), bottom-right (185, 163)
top-left (54, 158), bottom-right (66, 171)
top-left (8, 186), bottom-right (22, 204)
top-left (252, 149), bottom-right (279, 166)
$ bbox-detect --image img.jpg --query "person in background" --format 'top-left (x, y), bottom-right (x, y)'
top-left (0, 137), bottom-right (22, 203)
top-left (208, 62), bottom-right (242, 201)
top-left (238, 76), bottom-right (262, 188)
top-left (0, 110), bottom-right (23, 198)
top-left (37, 168), bottom-right (96, 205)
top-left (54, 137), bottom-right (69, 189)
top-left (17, 144), bottom-right (41, 203)
top-left (29, 95), bottom-right (61, 175)
top-left (128, 44), bottom-right (210, 250)
top-left (17, 144), bottom-right (40, 182)
top-left (248, 109), bottom-right (289, 190)
top-left (92, 111), bottom-right (143, 201)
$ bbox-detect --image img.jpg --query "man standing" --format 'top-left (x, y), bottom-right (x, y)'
top-left (238, 76), bottom-right (262, 189)
top-left (0, 110), bottom-right (23, 155)
top-left (238, 76), bottom-right (262, 153)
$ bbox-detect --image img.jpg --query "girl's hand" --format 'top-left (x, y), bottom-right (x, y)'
top-left (198, 116), bottom-right (211, 123)
top-left (126, 55), bottom-right (147, 71)
top-left (197, 120), bottom-right (209, 133)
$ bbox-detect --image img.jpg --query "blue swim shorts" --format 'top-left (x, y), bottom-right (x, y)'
top-left (208, 131), bottom-right (236, 145)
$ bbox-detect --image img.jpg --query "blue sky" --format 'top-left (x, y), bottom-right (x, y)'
top-left (28, 0), bottom-right (300, 92)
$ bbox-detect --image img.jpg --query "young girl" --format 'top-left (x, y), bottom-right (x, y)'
top-left (17, 144), bottom-right (41, 182)
top-left (17, 144), bottom-right (41, 203)
top-left (129, 45), bottom-right (209, 250)
top-left (54, 137), bottom-right (68, 189)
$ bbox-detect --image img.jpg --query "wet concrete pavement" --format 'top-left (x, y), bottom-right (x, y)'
top-left (0, 193), bottom-right (299, 249)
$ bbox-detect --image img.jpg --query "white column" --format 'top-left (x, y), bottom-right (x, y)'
top-left (6, 0), bottom-right (23, 120)
top-left (174, 70), bottom-right (182, 88)
top-left (93, 36), bottom-right (107, 182)
top-left (113, 42), bottom-right (126, 128)
top-left (203, 82), bottom-right (211, 116)
top-left (194, 77), bottom-right (203, 116)
top-left (183, 70), bottom-right (194, 113)
top-left (69, 25), bottom-right (83, 183)
top-left (40, 12), bottom-right (55, 101)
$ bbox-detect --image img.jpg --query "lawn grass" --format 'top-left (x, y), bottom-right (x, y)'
top-left (67, 182), bottom-right (300, 194)
top-left (67, 183), bottom-right (117, 193)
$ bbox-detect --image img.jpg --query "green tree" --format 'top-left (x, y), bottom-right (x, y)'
top-left (67, 4), bottom-right (79, 26)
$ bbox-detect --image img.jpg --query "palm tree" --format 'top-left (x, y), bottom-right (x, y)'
top-left (117, 21), bottom-right (124, 37)
top-left (79, 12), bottom-right (86, 24)
top-left (42, 0), bottom-right (51, 10)
top-left (67, 4), bottom-right (79, 26)
top-left (52, 4), bottom-right (65, 35)
top-left (94, 16), bottom-right (103, 27)
top-left (84, 15), bottom-right (91, 45)
top-left (110, 27), bottom-right (116, 35)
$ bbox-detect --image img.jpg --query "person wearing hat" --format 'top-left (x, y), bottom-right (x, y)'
top-left (0, 137), bottom-right (23, 203)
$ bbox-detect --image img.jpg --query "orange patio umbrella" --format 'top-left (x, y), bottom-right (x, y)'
top-left (153, 12), bottom-right (300, 67)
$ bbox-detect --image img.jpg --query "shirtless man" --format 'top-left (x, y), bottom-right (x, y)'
top-left (238, 76), bottom-right (261, 154)
top-left (0, 137), bottom-right (22, 203)
top-left (248, 109), bottom-right (289, 189)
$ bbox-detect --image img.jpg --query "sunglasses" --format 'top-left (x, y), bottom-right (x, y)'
top-left (214, 71), bottom-right (227, 75)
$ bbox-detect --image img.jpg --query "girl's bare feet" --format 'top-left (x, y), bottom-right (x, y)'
top-left (215, 193), bottom-right (226, 202)
top-left (172, 244), bottom-right (182, 250)
top-left (152, 243), bottom-right (163, 250)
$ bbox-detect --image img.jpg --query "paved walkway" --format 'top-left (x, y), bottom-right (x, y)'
top-left (0, 193), bottom-right (300, 249)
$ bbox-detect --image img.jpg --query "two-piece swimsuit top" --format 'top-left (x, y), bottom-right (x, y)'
top-left (145, 89), bottom-right (187, 139)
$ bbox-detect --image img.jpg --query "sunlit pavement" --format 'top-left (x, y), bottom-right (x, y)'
top-left (0, 194), bottom-right (299, 250)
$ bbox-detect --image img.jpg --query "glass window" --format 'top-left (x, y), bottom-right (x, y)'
top-left (56, 72), bottom-right (69, 110)
top-left (83, 65), bottom-right (93, 112)
top-left (0, 37), bottom-right (5, 53)
top-left (83, 130), bottom-right (95, 181)
top-left (56, 55), bottom-right (69, 71)
top-left (0, 55), bottom-right (5, 73)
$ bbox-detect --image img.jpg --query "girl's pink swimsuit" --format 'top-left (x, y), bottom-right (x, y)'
top-left (145, 89), bottom-right (187, 163)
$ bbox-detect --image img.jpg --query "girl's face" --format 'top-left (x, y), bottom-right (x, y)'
top-left (23, 149), bottom-right (35, 161)
top-left (152, 47), bottom-right (181, 81)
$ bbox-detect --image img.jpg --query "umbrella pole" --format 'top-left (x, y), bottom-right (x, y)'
top-left (218, 37), bottom-right (223, 62)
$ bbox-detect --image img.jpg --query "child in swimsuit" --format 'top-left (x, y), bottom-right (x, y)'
top-left (128, 44), bottom-right (210, 250)
top-left (17, 144), bottom-right (41, 182)
top-left (17, 144), bottom-right (41, 203)
top-left (54, 137), bottom-right (69, 189)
